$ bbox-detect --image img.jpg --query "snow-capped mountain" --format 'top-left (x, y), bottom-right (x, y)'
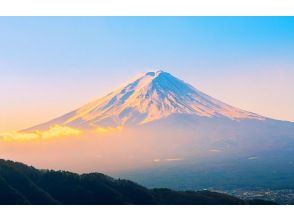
top-left (11, 70), bottom-right (294, 182)
top-left (29, 70), bottom-right (265, 129)
top-left (31, 70), bottom-right (266, 130)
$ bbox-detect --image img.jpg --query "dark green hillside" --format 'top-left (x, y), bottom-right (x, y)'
top-left (0, 159), bottom-right (275, 205)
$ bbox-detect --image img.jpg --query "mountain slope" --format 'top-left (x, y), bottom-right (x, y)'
top-left (0, 159), bottom-right (275, 205)
top-left (30, 70), bottom-right (265, 130)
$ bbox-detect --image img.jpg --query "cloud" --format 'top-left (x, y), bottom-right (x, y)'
top-left (248, 156), bottom-right (259, 160)
top-left (0, 125), bottom-right (82, 142)
top-left (153, 158), bottom-right (184, 163)
top-left (0, 125), bottom-right (125, 142)
top-left (210, 149), bottom-right (222, 153)
top-left (165, 158), bottom-right (183, 161)
top-left (94, 126), bottom-right (123, 134)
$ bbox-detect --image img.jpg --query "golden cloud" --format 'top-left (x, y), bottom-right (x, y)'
top-left (0, 125), bottom-right (124, 142)
top-left (0, 125), bottom-right (82, 142)
top-left (94, 126), bottom-right (123, 134)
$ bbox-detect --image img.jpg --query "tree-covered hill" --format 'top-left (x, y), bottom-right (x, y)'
top-left (0, 159), bottom-right (275, 205)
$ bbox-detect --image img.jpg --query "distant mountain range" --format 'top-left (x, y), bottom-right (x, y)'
top-left (0, 159), bottom-right (275, 205)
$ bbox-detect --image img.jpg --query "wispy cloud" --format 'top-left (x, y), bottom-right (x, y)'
top-left (0, 125), bottom-right (125, 142)
top-left (248, 156), bottom-right (259, 160)
top-left (210, 149), bottom-right (222, 153)
top-left (153, 158), bottom-right (184, 163)
top-left (0, 125), bottom-right (82, 142)
top-left (165, 158), bottom-right (183, 161)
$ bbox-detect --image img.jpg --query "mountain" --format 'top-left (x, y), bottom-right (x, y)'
top-left (9, 70), bottom-right (294, 191)
top-left (30, 70), bottom-right (266, 130)
top-left (25, 69), bottom-right (294, 161)
top-left (0, 159), bottom-right (275, 205)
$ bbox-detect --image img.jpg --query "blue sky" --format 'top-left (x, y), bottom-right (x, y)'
top-left (1, 17), bottom-right (294, 130)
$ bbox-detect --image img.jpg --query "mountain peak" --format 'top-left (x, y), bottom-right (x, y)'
top-left (144, 70), bottom-right (169, 77)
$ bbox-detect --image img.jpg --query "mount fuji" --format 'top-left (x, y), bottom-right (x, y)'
top-left (30, 70), bottom-right (268, 130)
top-left (6, 70), bottom-right (294, 189)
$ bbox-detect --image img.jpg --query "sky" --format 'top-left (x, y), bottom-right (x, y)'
top-left (0, 17), bottom-right (294, 131)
